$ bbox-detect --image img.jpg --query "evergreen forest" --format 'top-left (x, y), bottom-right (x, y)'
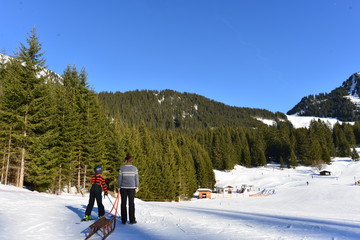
top-left (1, 29), bottom-right (360, 200)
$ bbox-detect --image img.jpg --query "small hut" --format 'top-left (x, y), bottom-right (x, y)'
top-left (319, 170), bottom-right (331, 176)
top-left (215, 185), bottom-right (234, 194)
top-left (197, 188), bottom-right (212, 199)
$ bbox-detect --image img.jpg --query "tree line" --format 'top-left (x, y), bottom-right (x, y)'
top-left (0, 29), bottom-right (359, 200)
top-left (98, 90), bottom-right (283, 130)
top-left (195, 120), bottom-right (360, 171)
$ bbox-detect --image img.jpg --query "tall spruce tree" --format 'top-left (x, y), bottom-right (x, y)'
top-left (26, 79), bottom-right (59, 191)
top-left (0, 28), bottom-right (48, 188)
top-left (333, 123), bottom-right (351, 157)
top-left (0, 54), bottom-right (14, 185)
top-left (240, 129), bottom-right (251, 167)
top-left (190, 139), bottom-right (215, 188)
top-left (177, 134), bottom-right (197, 198)
top-left (351, 148), bottom-right (359, 161)
top-left (247, 131), bottom-right (267, 167)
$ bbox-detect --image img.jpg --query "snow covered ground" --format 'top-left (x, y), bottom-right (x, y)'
top-left (1, 157), bottom-right (360, 240)
top-left (256, 115), bottom-right (354, 129)
top-left (286, 115), bottom-right (348, 129)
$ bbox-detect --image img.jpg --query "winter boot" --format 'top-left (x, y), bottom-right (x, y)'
top-left (82, 215), bottom-right (94, 221)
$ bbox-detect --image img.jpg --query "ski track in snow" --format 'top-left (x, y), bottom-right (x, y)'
top-left (137, 202), bottom-right (360, 240)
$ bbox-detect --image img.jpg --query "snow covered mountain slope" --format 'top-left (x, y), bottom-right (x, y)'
top-left (256, 115), bottom-right (351, 129)
top-left (342, 72), bottom-right (360, 103)
top-left (286, 115), bottom-right (349, 128)
top-left (1, 157), bottom-right (360, 240)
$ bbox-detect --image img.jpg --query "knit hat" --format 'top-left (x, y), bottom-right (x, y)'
top-left (94, 165), bottom-right (103, 174)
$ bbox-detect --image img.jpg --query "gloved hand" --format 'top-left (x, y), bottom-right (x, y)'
top-left (104, 193), bottom-right (108, 199)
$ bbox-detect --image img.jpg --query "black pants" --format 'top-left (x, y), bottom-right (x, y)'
top-left (85, 185), bottom-right (105, 217)
top-left (120, 188), bottom-right (136, 223)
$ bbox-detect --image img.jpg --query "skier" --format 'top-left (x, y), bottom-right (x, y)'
top-left (118, 155), bottom-right (139, 224)
top-left (83, 165), bottom-right (108, 221)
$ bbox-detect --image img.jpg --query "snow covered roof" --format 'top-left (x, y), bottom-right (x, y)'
top-left (197, 188), bottom-right (212, 192)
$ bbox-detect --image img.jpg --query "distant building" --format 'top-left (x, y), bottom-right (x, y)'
top-left (215, 185), bottom-right (234, 194)
top-left (319, 170), bottom-right (331, 176)
top-left (215, 184), bottom-right (259, 194)
top-left (197, 188), bottom-right (212, 199)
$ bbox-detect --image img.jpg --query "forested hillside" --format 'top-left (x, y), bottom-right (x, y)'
top-left (98, 90), bottom-right (281, 130)
top-left (1, 29), bottom-right (360, 201)
top-left (287, 73), bottom-right (360, 121)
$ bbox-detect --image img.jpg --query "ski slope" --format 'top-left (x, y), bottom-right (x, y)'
top-left (1, 157), bottom-right (360, 240)
top-left (257, 115), bottom-right (352, 129)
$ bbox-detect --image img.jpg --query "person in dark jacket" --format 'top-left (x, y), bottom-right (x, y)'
top-left (83, 165), bottom-right (108, 221)
top-left (118, 155), bottom-right (139, 224)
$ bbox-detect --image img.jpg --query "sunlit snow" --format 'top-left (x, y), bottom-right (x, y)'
top-left (1, 155), bottom-right (360, 239)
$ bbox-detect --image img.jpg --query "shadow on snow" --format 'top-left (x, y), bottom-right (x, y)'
top-left (170, 205), bottom-right (360, 239)
top-left (66, 204), bottom-right (159, 240)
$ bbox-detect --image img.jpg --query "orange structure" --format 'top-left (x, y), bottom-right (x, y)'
top-left (197, 188), bottom-right (212, 199)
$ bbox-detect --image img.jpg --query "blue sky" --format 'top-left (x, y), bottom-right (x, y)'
top-left (1, 0), bottom-right (360, 113)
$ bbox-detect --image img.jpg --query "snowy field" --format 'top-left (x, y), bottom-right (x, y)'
top-left (257, 115), bottom-right (353, 129)
top-left (286, 115), bottom-right (349, 129)
top-left (1, 157), bottom-right (360, 240)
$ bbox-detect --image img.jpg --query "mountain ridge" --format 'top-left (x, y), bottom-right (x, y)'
top-left (98, 89), bottom-right (285, 130)
top-left (287, 72), bottom-right (360, 121)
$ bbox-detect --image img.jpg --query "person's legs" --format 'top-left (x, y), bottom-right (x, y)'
top-left (128, 189), bottom-right (136, 223)
top-left (85, 188), bottom-right (95, 216)
top-left (94, 186), bottom-right (105, 217)
top-left (120, 188), bottom-right (128, 223)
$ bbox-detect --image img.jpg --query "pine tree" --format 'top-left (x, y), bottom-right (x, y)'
top-left (333, 123), bottom-right (351, 157)
top-left (26, 80), bottom-right (59, 191)
top-left (55, 66), bottom-right (83, 192)
top-left (0, 28), bottom-right (48, 188)
top-left (230, 128), bottom-right (243, 165)
top-left (289, 150), bottom-right (298, 168)
top-left (353, 123), bottom-right (360, 145)
top-left (0, 55), bottom-right (13, 185)
top-left (294, 128), bottom-right (313, 165)
top-left (310, 139), bottom-right (322, 164)
top-left (222, 127), bottom-right (235, 170)
top-left (103, 121), bottom-right (122, 192)
top-left (155, 131), bottom-right (176, 200)
top-left (190, 139), bottom-right (215, 189)
top-left (177, 135), bottom-right (197, 198)
top-left (135, 122), bottom-right (160, 199)
top-left (240, 129), bottom-right (251, 167)
top-left (248, 131), bottom-right (266, 167)
top-left (351, 148), bottom-right (359, 161)
top-left (279, 156), bottom-right (284, 169)
top-left (210, 132), bottom-right (224, 170)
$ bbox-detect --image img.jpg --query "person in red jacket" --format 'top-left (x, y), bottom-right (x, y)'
top-left (83, 165), bottom-right (108, 221)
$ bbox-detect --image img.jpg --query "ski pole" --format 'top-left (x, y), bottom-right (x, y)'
top-left (107, 195), bottom-right (121, 218)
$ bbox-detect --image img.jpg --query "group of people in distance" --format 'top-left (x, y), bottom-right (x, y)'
top-left (83, 155), bottom-right (139, 225)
